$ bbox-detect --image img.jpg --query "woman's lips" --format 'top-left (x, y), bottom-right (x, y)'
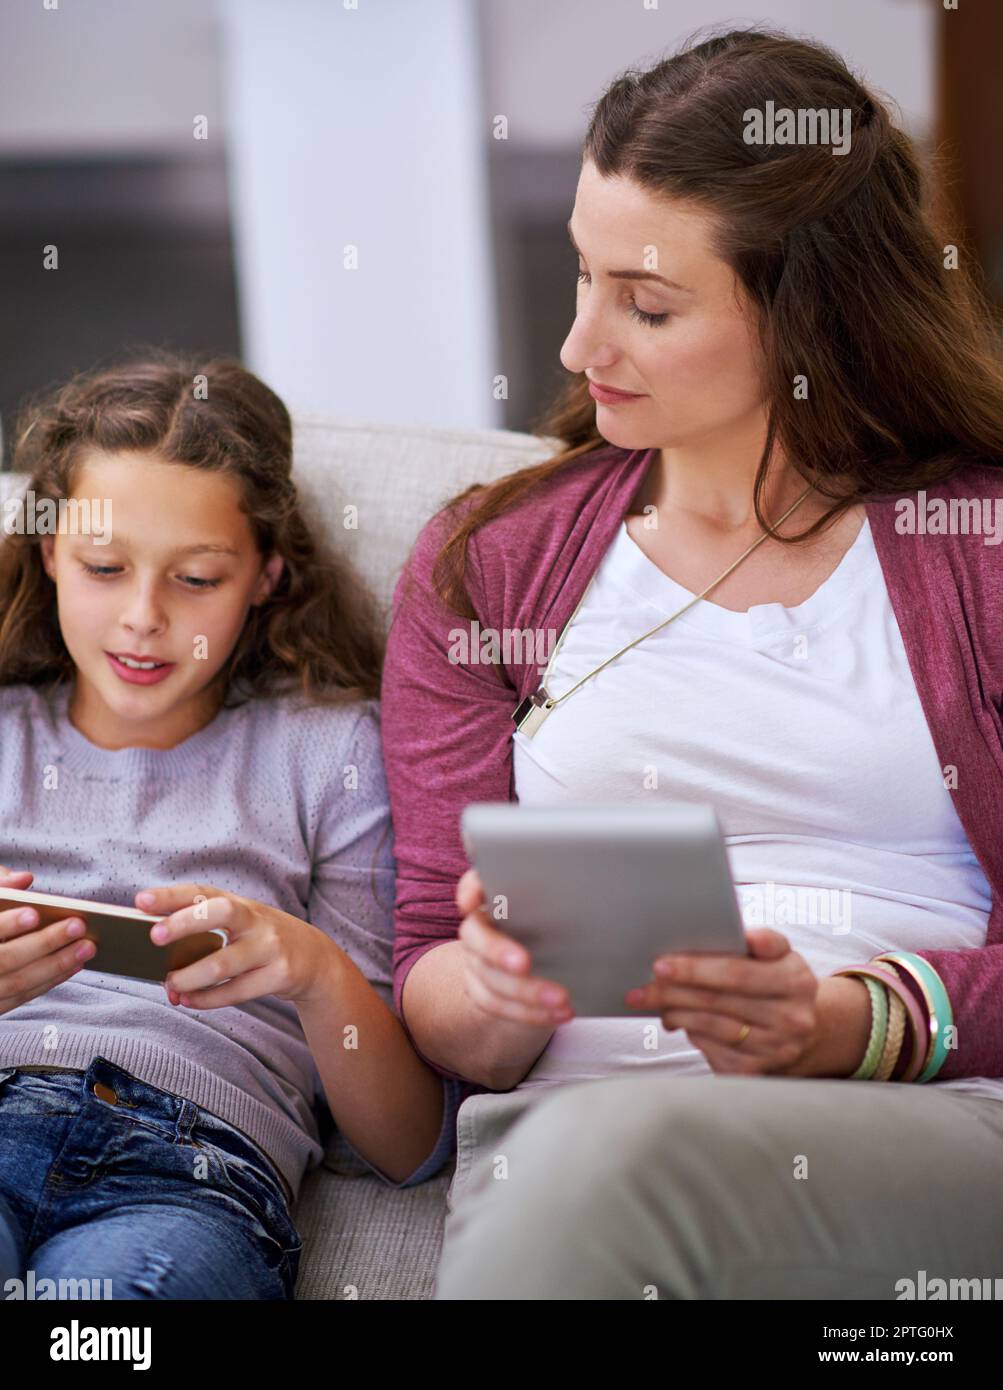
top-left (588, 380), bottom-right (647, 405)
top-left (104, 652), bottom-right (176, 686)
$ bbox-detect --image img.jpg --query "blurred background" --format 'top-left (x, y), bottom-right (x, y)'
top-left (0, 0), bottom-right (1000, 459)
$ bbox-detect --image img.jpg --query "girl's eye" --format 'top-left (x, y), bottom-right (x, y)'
top-left (80, 562), bottom-right (221, 590)
top-left (575, 268), bottom-right (669, 327)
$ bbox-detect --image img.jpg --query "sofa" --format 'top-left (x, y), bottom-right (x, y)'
top-left (1, 410), bottom-right (559, 1300)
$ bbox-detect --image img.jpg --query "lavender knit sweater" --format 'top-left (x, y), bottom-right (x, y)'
top-left (0, 681), bottom-right (459, 1203)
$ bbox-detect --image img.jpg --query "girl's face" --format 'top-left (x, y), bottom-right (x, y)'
top-left (40, 450), bottom-right (284, 747)
top-left (560, 158), bottom-right (767, 452)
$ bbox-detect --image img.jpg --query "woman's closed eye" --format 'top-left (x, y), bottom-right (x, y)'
top-left (575, 268), bottom-right (670, 328)
top-left (80, 562), bottom-right (223, 590)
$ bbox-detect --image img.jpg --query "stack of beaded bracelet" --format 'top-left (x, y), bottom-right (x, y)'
top-left (832, 951), bottom-right (953, 1083)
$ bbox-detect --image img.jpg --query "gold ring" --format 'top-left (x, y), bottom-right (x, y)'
top-left (735, 1022), bottom-right (751, 1047)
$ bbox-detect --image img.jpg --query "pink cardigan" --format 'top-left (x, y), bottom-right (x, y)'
top-left (381, 444), bottom-right (1003, 1084)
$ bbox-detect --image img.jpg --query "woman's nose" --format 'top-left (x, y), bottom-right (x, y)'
top-left (560, 310), bottom-right (617, 376)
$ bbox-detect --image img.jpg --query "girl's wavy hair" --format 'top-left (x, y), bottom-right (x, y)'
top-left (0, 351), bottom-right (392, 905)
top-left (0, 350), bottom-right (384, 705)
top-left (431, 26), bottom-right (1003, 617)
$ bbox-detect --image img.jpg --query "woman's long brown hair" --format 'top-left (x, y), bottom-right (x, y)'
top-left (431, 26), bottom-right (1003, 620)
top-left (0, 350), bottom-right (384, 706)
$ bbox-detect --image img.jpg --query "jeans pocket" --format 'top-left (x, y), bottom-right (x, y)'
top-left (0, 1068), bottom-right (15, 1098)
top-left (187, 1130), bottom-right (301, 1262)
top-left (217, 1150), bottom-right (301, 1253)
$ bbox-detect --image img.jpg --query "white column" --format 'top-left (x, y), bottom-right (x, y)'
top-left (218, 0), bottom-right (500, 430)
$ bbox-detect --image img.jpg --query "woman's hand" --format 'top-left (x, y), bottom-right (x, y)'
top-left (625, 927), bottom-right (823, 1076)
top-left (0, 864), bottom-right (95, 1015)
top-left (135, 881), bottom-right (341, 1009)
top-left (456, 867), bottom-right (575, 1027)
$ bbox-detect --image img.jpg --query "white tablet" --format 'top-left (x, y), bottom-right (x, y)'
top-left (460, 802), bottom-right (748, 1016)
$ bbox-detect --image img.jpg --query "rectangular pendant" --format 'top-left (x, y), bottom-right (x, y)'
top-left (512, 686), bottom-right (554, 738)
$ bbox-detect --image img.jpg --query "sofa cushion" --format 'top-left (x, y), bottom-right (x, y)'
top-left (294, 1133), bottom-right (456, 1301)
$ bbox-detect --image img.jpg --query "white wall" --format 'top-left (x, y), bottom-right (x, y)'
top-left (0, 0), bottom-right (222, 154)
top-left (218, 0), bottom-right (501, 429)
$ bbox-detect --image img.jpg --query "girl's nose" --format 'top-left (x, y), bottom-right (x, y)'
top-left (121, 591), bottom-right (167, 635)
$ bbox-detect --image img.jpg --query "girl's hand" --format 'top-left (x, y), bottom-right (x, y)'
top-left (625, 927), bottom-right (820, 1076)
top-left (456, 867), bottom-right (575, 1027)
top-left (0, 864), bottom-right (95, 1015)
top-left (135, 882), bottom-right (339, 1009)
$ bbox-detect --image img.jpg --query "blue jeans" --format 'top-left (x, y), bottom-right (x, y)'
top-left (0, 1056), bottom-right (302, 1299)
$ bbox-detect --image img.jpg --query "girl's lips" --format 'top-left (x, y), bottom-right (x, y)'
top-left (588, 381), bottom-right (647, 405)
top-left (104, 652), bottom-right (176, 686)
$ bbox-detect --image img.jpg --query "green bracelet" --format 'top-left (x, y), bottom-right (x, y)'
top-left (850, 975), bottom-right (889, 1080)
top-left (874, 951), bottom-right (953, 1083)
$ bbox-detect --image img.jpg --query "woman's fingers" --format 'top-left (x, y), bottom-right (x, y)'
top-left (455, 866), bottom-right (483, 915)
top-left (473, 953), bottom-right (569, 1009)
top-left (455, 870), bottom-right (573, 1022)
top-left (463, 962), bottom-right (566, 1026)
top-left (460, 902), bottom-right (530, 971)
top-left (628, 982), bottom-right (782, 1024)
top-left (459, 905), bottom-right (571, 1018)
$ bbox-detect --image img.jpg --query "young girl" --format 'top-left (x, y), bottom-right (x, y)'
top-left (0, 354), bottom-right (458, 1300)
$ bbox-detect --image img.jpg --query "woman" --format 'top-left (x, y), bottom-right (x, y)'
top-left (381, 28), bottom-right (1003, 1299)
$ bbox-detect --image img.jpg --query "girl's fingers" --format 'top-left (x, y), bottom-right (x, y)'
top-left (149, 894), bottom-right (234, 944)
top-left (0, 866), bottom-right (33, 883)
top-left (164, 933), bottom-right (260, 995)
top-left (0, 911), bottom-right (87, 958)
top-left (1, 945), bottom-right (95, 1013)
top-left (169, 964), bottom-right (277, 1011)
top-left (0, 930), bottom-right (95, 1012)
top-left (0, 904), bottom-right (42, 945)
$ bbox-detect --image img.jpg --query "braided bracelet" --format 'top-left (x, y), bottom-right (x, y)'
top-left (832, 963), bottom-right (928, 1083)
top-left (848, 975), bottom-right (888, 1079)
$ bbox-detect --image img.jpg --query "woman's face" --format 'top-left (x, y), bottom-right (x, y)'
top-left (560, 158), bottom-right (767, 452)
top-left (40, 449), bottom-right (284, 746)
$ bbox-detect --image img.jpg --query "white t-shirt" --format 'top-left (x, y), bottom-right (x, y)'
top-left (512, 514), bottom-right (1000, 1102)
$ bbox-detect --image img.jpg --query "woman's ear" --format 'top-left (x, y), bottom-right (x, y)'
top-left (39, 535), bottom-right (56, 582)
top-left (253, 552), bottom-right (285, 606)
